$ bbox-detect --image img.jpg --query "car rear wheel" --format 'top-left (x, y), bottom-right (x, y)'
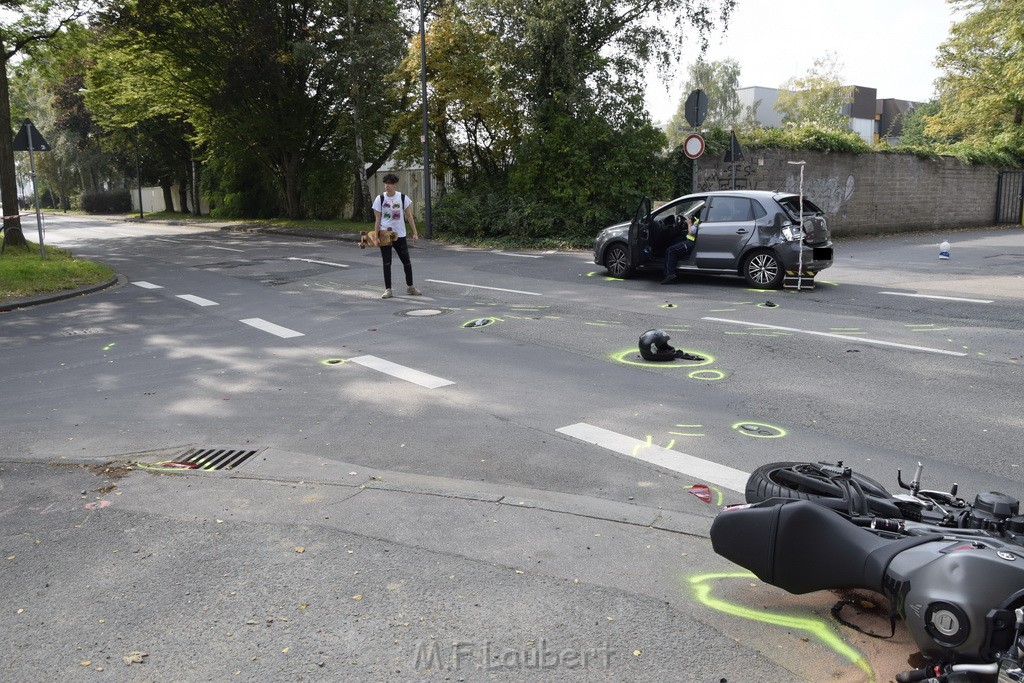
top-left (604, 243), bottom-right (632, 278)
top-left (742, 249), bottom-right (784, 288)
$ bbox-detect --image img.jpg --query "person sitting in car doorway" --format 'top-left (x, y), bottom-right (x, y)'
top-left (661, 214), bottom-right (699, 284)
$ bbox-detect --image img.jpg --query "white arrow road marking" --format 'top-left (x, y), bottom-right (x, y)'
top-left (702, 317), bottom-right (968, 357)
top-left (556, 422), bottom-right (748, 492)
top-left (177, 294), bottom-right (219, 307)
top-left (239, 318), bottom-right (304, 338)
top-left (350, 355), bottom-right (454, 388)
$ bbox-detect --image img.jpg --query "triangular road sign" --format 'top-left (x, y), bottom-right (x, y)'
top-left (723, 130), bottom-right (744, 163)
top-left (13, 118), bottom-right (50, 152)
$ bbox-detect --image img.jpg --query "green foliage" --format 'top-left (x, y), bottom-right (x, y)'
top-left (0, 242), bottom-right (114, 300)
top-left (740, 125), bottom-right (871, 154)
top-left (665, 58), bottom-right (757, 147)
top-left (80, 189), bottom-right (133, 214)
top-left (929, 0), bottom-right (1024, 145)
top-left (203, 154), bottom-right (278, 219)
top-left (775, 52), bottom-right (851, 131)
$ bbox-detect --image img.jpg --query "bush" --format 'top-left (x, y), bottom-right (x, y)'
top-left (80, 189), bottom-right (133, 214)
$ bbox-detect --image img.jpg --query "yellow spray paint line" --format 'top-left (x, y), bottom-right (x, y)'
top-left (688, 572), bottom-right (875, 683)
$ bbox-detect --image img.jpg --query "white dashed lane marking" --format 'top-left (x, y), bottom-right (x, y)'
top-left (350, 355), bottom-right (454, 388)
top-left (556, 422), bottom-right (748, 493)
top-left (239, 318), bottom-right (305, 338)
top-left (880, 291), bottom-right (993, 304)
top-left (702, 317), bottom-right (968, 357)
top-left (132, 281), bottom-right (163, 289)
top-left (426, 279), bottom-right (542, 296)
top-left (286, 257), bottom-right (349, 268)
top-left (177, 294), bottom-right (219, 307)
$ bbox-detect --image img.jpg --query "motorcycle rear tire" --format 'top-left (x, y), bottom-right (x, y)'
top-left (746, 461), bottom-right (895, 515)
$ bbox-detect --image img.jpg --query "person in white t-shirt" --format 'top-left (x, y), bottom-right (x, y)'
top-left (371, 173), bottom-right (421, 299)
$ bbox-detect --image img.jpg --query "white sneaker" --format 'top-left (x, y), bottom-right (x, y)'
top-left (381, 288), bottom-right (393, 299)
top-left (407, 285), bottom-right (422, 296)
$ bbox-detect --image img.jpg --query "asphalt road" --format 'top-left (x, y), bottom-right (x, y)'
top-left (1, 214), bottom-right (1022, 682)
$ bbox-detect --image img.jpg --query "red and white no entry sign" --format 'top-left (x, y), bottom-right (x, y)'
top-left (683, 133), bottom-right (705, 159)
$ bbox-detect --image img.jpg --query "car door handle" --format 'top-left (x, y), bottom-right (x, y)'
top-left (735, 229), bottom-right (748, 234)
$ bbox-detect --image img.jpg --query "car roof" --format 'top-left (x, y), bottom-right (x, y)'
top-left (681, 190), bottom-right (794, 200)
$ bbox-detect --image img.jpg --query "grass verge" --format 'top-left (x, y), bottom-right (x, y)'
top-left (0, 241), bottom-right (114, 300)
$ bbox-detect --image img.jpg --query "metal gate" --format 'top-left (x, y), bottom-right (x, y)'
top-left (995, 171), bottom-right (1024, 224)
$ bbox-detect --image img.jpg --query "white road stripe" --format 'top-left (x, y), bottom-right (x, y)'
top-left (286, 257), bottom-right (349, 268)
top-left (557, 422), bottom-right (747, 492)
top-left (881, 291), bottom-right (993, 304)
top-left (177, 294), bottom-right (219, 307)
top-left (208, 245), bottom-right (245, 252)
top-left (350, 355), bottom-right (454, 388)
top-left (702, 317), bottom-right (968, 357)
top-left (426, 279), bottom-right (542, 296)
top-left (239, 318), bottom-right (305, 338)
top-left (491, 250), bottom-right (543, 259)
top-left (132, 281), bottom-right (163, 289)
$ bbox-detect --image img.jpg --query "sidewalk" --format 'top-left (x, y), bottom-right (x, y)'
top-left (1, 449), bottom-right (833, 682)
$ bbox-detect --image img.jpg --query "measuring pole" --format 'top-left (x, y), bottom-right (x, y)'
top-left (788, 161), bottom-right (806, 289)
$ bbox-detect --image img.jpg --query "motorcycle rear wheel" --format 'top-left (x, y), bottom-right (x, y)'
top-left (745, 461), bottom-right (897, 516)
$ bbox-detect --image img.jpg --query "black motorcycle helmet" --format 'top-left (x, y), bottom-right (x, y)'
top-left (638, 329), bottom-right (678, 362)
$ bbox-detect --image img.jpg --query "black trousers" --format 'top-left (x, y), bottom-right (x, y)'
top-left (380, 237), bottom-right (414, 289)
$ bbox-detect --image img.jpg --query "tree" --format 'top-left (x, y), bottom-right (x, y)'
top-left (665, 57), bottom-right (757, 148)
top-left (774, 51), bottom-right (851, 131)
top-left (926, 0), bottom-right (1024, 146)
top-left (407, 0), bottom-right (734, 240)
top-left (1, 0), bottom-right (85, 248)
top-left (99, 0), bottom-right (405, 219)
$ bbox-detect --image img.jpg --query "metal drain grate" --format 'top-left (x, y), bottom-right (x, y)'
top-left (170, 447), bottom-right (263, 471)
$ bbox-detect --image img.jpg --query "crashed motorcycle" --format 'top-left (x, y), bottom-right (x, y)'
top-left (709, 460), bottom-right (1024, 682)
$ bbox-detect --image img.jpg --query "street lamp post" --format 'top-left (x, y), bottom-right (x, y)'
top-left (418, 0), bottom-right (432, 239)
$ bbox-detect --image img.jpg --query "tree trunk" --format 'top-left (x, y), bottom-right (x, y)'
top-left (0, 42), bottom-right (27, 248)
top-left (281, 152), bottom-right (301, 219)
top-left (160, 179), bottom-right (174, 213)
top-left (177, 167), bottom-right (189, 213)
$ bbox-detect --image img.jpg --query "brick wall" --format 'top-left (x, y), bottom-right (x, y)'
top-left (695, 149), bottom-right (1007, 237)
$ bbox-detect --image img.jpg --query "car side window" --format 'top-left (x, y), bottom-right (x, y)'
top-left (705, 197), bottom-right (755, 222)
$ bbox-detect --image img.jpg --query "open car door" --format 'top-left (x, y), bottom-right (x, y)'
top-left (628, 197), bottom-right (653, 270)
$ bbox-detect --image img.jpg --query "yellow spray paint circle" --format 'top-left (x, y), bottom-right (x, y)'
top-left (732, 422), bottom-right (786, 438)
top-left (321, 358), bottom-right (348, 366)
top-left (612, 349), bottom-right (715, 368)
top-left (688, 369), bottom-right (726, 381)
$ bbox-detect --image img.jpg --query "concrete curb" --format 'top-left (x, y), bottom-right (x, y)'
top-left (0, 274), bottom-right (122, 311)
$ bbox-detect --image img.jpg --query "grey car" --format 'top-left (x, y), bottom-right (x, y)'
top-left (593, 190), bottom-right (834, 288)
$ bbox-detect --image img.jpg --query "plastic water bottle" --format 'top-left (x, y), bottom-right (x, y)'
top-left (939, 240), bottom-right (950, 260)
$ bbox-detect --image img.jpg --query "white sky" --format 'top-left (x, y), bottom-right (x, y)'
top-left (645, 0), bottom-right (959, 124)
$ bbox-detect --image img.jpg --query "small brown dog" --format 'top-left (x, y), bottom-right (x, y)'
top-left (359, 230), bottom-right (396, 249)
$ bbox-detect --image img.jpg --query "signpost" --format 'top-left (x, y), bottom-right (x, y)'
top-left (684, 90), bottom-right (708, 192)
top-left (724, 129), bottom-right (745, 190)
top-left (12, 118), bottom-right (50, 256)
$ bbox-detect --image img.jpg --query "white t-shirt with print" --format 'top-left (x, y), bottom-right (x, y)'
top-left (372, 192), bottom-right (413, 237)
